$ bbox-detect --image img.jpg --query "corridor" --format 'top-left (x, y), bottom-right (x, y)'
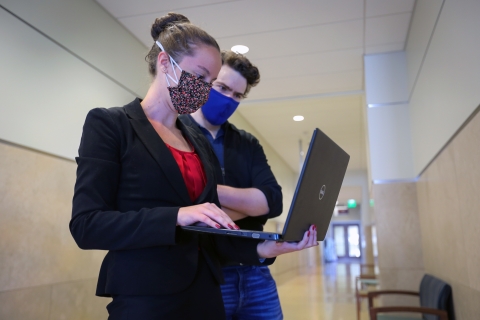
top-left (276, 263), bottom-right (369, 320)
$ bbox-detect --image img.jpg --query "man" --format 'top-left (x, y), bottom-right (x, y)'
top-left (180, 51), bottom-right (283, 319)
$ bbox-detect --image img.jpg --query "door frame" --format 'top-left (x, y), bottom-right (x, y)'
top-left (331, 222), bottom-right (362, 261)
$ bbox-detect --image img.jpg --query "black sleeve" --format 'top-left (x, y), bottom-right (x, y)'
top-left (250, 137), bottom-right (283, 219)
top-left (70, 108), bottom-right (179, 251)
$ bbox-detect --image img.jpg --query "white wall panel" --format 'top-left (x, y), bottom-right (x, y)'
top-left (0, 8), bottom-right (135, 159)
top-left (365, 51), bottom-right (409, 105)
top-left (367, 104), bottom-right (415, 181)
top-left (1, 0), bottom-right (150, 97)
top-left (408, 0), bottom-right (480, 174)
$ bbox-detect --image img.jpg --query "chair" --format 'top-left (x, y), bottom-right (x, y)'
top-left (367, 274), bottom-right (455, 320)
top-left (355, 264), bottom-right (379, 320)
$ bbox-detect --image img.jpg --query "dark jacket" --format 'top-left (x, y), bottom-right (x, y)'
top-left (179, 115), bottom-right (283, 231)
top-left (70, 99), bottom-right (273, 297)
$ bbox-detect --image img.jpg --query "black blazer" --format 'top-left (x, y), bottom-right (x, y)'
top-left (70, 99), bottom-right (272, 297)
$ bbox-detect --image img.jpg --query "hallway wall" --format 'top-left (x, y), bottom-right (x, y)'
top-left (371, 1), bottom-right (480, 317)
top-left (0, 141), bottom-right (108, 319)
top-left (406, 2), bottom-right (480, 316)
top-left (373, 106), bottom-right (480, 318)
top-left (416, 107), bottom-right (480, 319)
top-left (372, 181), bottom-right (424, 307)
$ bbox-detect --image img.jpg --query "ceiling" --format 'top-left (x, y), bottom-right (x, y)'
top-left (95, 0), bottom-right (415, 201)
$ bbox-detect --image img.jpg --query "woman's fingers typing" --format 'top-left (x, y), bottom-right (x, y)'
top-left (202, 203), bottom-right (239, 230)
top-left (177, 203), bottom-right (239, 230)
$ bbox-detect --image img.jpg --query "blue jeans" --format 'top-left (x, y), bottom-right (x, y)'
top-left (221, 265), bottom-right (283, 320)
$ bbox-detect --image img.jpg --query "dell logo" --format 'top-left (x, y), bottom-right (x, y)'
top-left (319, 185), bottom-right (326, 200)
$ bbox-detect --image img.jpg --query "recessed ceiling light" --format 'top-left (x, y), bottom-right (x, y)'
top-left (293, 115), bottom-right (304, 121)
top-left (231, 45), bottom-right (249, 54)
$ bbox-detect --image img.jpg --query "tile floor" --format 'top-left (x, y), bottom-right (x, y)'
top-left (274, 262), bottom-right (369, 320)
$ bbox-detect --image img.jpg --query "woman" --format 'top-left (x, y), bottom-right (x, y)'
top-left (70, 13), bottom-right (317, 319)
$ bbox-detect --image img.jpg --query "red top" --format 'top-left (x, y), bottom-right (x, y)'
top-left (166, 142), bottom-right (206, 202)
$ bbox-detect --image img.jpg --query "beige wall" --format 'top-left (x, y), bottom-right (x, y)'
top-left (373, 107), bottom-right (480, 318)
top-left (0, 141), bottom-right (108, 319)
top-left (416, 108), bottom-right (480, 319)
top-left (373, 182), bottom-right (424, 307)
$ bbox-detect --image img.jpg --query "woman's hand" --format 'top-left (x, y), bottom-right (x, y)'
top-left (177, 203), bottom-right (239, 230)
top-left (257, 225), bottom-right (318, 259)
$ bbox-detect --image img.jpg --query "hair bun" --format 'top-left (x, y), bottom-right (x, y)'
top-left (151, 12), bottom-right (190, 40)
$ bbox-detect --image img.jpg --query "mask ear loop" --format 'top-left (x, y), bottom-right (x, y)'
top-left (156, 40), bottom-right (182, 86)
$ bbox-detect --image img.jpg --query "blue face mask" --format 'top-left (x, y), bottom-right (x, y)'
top-left (201, 88), bottom-right (240, 125)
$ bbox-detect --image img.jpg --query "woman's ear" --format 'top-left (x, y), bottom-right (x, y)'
top-left (157, 51), bottom-right (170, 73)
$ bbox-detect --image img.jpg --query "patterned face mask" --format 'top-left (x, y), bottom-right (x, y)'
top-left (167, 70), bottom-right (212, 114)
top-left (156, 41), bottom-right (212, 114)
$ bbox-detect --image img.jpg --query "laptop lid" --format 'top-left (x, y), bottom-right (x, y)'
top-left (181, 128), bottom-right (349, 242)
top-left (280, 128), bottom-right (350, 241)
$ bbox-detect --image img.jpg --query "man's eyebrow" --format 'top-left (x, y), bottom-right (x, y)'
top-left (215, 81), bottom-right (245, 97)
top-left (216, 81), bottom-right (232, 91)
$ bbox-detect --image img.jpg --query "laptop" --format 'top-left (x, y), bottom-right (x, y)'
top-left (181, 128), bottom-right (350, 242)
